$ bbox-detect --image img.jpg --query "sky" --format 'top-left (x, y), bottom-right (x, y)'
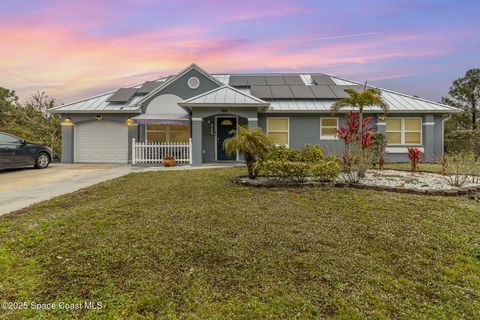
top-left (0, 0), bottom-right (479, 104)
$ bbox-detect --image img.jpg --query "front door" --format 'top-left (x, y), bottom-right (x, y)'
top-left (216, 117), bottom-right (237, 161)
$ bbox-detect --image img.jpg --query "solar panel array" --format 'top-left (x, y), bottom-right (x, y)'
top-left (106, 88), bottom-right (138, 103)
top-left (229, 74), bottom-right (362, 99)
top-left (311, 74), bottom-right (336, 85)
top-left (249, 85), bottom-right (363, 99)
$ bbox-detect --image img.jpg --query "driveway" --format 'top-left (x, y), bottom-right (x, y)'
top-left (0, 164), bottom-right (133, 216)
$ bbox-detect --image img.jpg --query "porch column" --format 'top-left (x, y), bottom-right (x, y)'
top-left (423, 114), bottom-right (435, 161)
top-left (61, 123), bottom-right (74, 163)
top-left (248, 117), bottom-right (258, 128)
top-left (127, 124), bottom-right (139, 163)
top-left (192, 118), bottom-right (203, 165)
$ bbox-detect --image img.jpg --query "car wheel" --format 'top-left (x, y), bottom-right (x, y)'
top-left (35, 152), bottom-right (50, 169)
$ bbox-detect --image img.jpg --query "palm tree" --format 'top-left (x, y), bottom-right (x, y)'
top-left (223, 125), bottom-right (272, 179)
top-left (331, 84), bottom-right (389, 142)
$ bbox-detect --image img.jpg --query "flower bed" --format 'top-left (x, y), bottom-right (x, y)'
top-left (233, 169), bottom-right (480, 197)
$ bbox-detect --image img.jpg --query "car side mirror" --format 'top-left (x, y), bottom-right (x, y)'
top-left (22, 140), bottom-right (27, 145)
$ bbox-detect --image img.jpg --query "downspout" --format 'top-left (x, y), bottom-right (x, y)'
top-left (442, 114), bottom-right (452, 155)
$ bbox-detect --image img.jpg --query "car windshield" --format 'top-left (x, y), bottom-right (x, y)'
top-left (0, 133), bottom-right (23, 144)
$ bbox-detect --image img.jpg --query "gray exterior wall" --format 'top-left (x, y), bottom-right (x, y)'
top-left (259, 113), bottom-right (347, 157)
top-left (58, 108), bottom-right (447, 165)
top-left (191, 107), bottom-right (257, 164)
top-left (260, 112), bottom-right (444, 162)
top-left (140, 69), bottom-right (220, 113)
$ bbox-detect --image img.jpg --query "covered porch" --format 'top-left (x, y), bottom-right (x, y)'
top-left (131, 85), bottom-right (269, 165)
top-left (179, 85), bottom-right (269, 165)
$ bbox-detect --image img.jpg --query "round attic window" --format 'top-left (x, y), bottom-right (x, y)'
top-left (187, 77), bottom-right (200, 89)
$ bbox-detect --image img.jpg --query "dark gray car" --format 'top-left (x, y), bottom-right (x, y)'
top-left (0, 132), bottom-right (54, 170)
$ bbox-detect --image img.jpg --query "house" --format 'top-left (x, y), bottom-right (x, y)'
top-left (49, 63), bottom-right (458, 164)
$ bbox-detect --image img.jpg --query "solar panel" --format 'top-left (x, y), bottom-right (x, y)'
top-left (250, 86), bottom-right (272, 99)
top-left (329, 85), bottom-right (364, 98)
top-left (310, 86), bottom-right (337, 99)
top-left (290, 85), bottom-right (315, 98)
top-left (283, 75), bottom-right (305, 85)
top-left (137, 81), bottom-right (162, 94)
top-left (311, 74), bottom-right (336, 85)
top-left (229, 76), bottom-right (248, 86)
top-left (270, 85), bottom-right (294, 98)
top-left (106, 88), bottom-right (138, 103)
top-left (266, 75), bottom-right (286, 85)
top-left (247, 76), bottom-right (267, 86)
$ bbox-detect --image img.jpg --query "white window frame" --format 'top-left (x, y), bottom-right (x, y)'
top-left (145, 124), bottom-right (190, 143)
top-left (266, 117), bottom-right (289, 147)
top-left (386, 117), bottom-right (422, 146)
top-left (320, 117), bottom-right (338, 140)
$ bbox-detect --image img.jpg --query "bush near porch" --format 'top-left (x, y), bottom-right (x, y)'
top-left (254, 145), bottom-right (341, 183)
top-left (0, 168), bottom-right (479, 319)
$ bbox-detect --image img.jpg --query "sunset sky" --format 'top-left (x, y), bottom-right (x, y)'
top-left (1, 0), bottom-right (479, 104)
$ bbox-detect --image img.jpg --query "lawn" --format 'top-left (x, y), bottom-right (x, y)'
top-left (1, 168), bottom-right (479, 319)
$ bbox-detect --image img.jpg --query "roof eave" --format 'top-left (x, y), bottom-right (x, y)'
top-left (48, 109), bottom-right (141, 114)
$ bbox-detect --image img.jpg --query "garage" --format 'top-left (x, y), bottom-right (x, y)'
top-left (74, 120), bottom-right (128, 163)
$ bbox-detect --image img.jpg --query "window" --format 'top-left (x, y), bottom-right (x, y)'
top-left (146, 124), bottom-right (190, 143)
top-left (320, 118), bottom-right (338, 139)
top-left (267, 118), bottom-right (289, 146)
top-left (0, 133), bottom-right (22, 144)
top-left (385, 118), bottom-right (422, 145)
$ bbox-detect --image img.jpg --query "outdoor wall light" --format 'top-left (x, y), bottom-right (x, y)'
top-left (378, 114), bottom-right (386, 121)
top-left (127, 117), bottom-right (135, 125)
top-left (64, 117), bottom-right (72, 123)
top-left (95, 115), bottom-right (103, 120)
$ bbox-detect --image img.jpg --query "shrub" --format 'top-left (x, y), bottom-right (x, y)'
top-left (407, 147), bottom-right (423, 172)
top-left (309, 158), bottom-right (341, 181)
top-left (302, 144), bottom-right (324, 162)
top-left (445, 151), bottom-right (477, 187)
top-left (255, 160), bottom-right (309, 182)
top-left (267, 145), bottom-right (302, 162)
top-left (223, 126), bottom-right (272, 179)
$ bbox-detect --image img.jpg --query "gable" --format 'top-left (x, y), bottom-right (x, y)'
top-left (140, 68), bottom-right (221, 114)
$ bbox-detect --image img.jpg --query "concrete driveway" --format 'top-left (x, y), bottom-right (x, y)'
top-left (0, 164), bottom-right (133, 216)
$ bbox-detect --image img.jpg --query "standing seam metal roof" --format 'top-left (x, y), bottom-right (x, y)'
top-left (49, 72), bottom-right (458, 113)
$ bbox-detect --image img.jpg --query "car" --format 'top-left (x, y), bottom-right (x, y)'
top-left (0, 132), bottom-right (54, 170)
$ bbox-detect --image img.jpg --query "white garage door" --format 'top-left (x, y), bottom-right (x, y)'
top-left (74, 120), bottom-right (128, 163)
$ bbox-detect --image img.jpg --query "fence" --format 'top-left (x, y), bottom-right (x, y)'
top-left (132, 138), bottom-right (192, 164)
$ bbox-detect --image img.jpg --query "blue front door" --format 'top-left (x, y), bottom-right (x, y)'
top-left (216, 117), bottom-right (237, 161)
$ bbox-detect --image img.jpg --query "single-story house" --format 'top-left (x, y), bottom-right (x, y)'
top-left (49, 63), bottom-right (458, 164)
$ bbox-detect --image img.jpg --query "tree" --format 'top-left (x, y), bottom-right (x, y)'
top-left (223, 126), bottom-right (272, 179)
top-left (0, 87), bottom-right (61, 157)
top-left (442, 68), bottom-right (480, 130)
top-left (331, 85), bottom-right (388, 179)
top-left (331, 85), bottom-right (388, 142)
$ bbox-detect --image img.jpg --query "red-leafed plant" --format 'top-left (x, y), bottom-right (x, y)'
top-left (407, 147), bottom-right (423, 172)
top-left (336, 111), bottom-right (376, 149)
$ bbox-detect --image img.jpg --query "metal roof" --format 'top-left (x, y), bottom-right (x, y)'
top-left (49, 78), bottom-right (168, 113)
top-left (179, 85), bottom-right (269, 106)
top-left (49, 69), bottom-right (458, 114)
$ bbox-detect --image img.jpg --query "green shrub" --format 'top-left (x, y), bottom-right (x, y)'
top-left (267, 145), bottom-right (302, 162)
top-left (255, 160), bottom-right (309, 182)
top-left (309, 158), bottom-right (341, 181)
top-left (302, 144), bottom-right (324, 162)
top-left (445, 151), bottom-right (478, 187)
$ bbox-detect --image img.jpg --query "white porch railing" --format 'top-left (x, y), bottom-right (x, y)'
top-left (132, 138), bottom-right (192, 165)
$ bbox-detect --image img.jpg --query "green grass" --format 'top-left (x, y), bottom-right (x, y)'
top-left (1, 168), bottom-right (479, 319)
